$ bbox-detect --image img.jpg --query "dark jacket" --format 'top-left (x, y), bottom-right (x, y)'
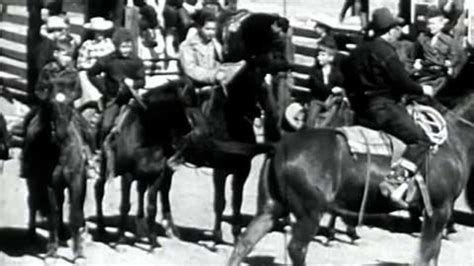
top-left (308, 64), bottom-right (344, 101)
top-left (87, 51), bottom-right (145, 104)
top-left (343, 37), bottom-right (423, 110)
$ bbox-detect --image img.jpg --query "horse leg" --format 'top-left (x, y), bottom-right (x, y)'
top-left (213, 169), bottom-right (228, 244)
top-left (228, 199), bottom-right (284, 266)
top-left (117, 174), bottom-right (132, 245)
top-left (94, 159), bottom-right (107, 235)
top-left (326, 213), bottom-right (337, 244)
top-left (415, 202), bottom-right (452, 266)
top-left (288, 210), bottom-right (322, 266)
top-left (147, 175), bottom-right (162, 251)
top-left (46, 186), bottom-right (60, 258)
top-left (26, 179), bottom-right (38, 241)
top-left (160, 167), bottom-right (180, 239)
top-left (55, 185), bottom-right (68, 243)
top-left (137, 181), bottom-right (146, 220)
top-left (230, 163), bottom-right (251, 243)
top-left (69, 172), bottom-right (87, 261)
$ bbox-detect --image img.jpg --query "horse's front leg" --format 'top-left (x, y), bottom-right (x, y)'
top-left (415, 202), bottom-right (452, 266)
top-left (46, 186), bottom-right (60, 259)
top-left (160, 167), bottom-right (180, 239)
top-left (69, 170), bottom-right (87, 262)
top-left (213, 169), bottom-right (228, 244)
top-left (230, 162), bottom-right (251, 243)
top-left (94, 153), bottom-right (107, 235)
top-left (117, 174), bottom-right (132, 245)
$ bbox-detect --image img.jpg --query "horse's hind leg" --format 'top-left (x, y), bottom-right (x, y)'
top-left (213, 169), bottom-right (228, 244)
top-left (117, 174), bottom-right (132, 245)
top-left (160, 167), bottom-right (180, 239)
top-left (230, 162), bottom-right (251, 243)
top-left (146, 175), bottom-right (162, 251)
top-left (228, 199), bottom-right (284, 266)
top-left (69, 172), bottom-right (87, 261)
top-left (94, 169), bottom-right (107, 235)
top-left (26, 179), bottom-right (38, 241)
top-left (416, 202), bottom-right (452, 266)
top-left (288, 209), bottom-right (323, 266)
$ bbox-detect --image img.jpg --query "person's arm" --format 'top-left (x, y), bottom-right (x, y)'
top-left (86, 57), bottom-right (107, 94)
top-left (448, 37), bottom-right (467, 77)
top-left (381, 50), bottom-right (424, 95)
top-left (179, 43), bottom-right (219, 84)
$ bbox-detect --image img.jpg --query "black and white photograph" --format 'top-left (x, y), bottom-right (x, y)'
top-left (0, 0), bottom-right (473, 265)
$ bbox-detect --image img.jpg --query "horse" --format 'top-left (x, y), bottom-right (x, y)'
top-left (228, 92), bottom-right (474, 266)
top-left (94, 80), bottom-right (192, 251)
top-left (22, 74), bottom-right (89, 262)
top-left (175, 12), bottom-right (288, 245)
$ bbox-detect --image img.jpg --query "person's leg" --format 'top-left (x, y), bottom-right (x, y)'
top-left (339, 0), bottom-right (355, 23)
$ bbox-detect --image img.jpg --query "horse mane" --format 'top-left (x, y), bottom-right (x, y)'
top-left (138, 80), bottom-right (192, 145)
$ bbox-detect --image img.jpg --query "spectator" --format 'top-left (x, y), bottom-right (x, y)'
top-left (339, 0), bottom-right (369, 27)
top-left (134, 0), bottom-right (160, 48)
top-left (314, 22), bottom-right (336, 51)
top-left (414, 7), bottom-right (467, 94)
top-left (37, 16), bottom-right (80, 71)
top-left (77, 17), bottom-right (115, 70)
top-left (306, 41), bottom-right (345, 128)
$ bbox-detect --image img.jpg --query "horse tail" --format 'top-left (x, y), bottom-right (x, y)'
top-left (466, 169), bottom-right (474, 210)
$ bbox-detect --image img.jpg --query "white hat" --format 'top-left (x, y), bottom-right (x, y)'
top-left (84, 17), bottom-right (114, 31)
top-left (45, 16), bottom-right (68, 29)
top-left (285, 102), bottom-right (305, 130)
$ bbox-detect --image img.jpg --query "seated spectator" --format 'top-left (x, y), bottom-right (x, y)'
top-left (37, 16), bottom-right (80, 71)
top-left (87, 28), bottom-right (145, 138)
top-left (75, 17), bottom-right (115, 110)
top-left (134, 0), bottom-right (160, 48)
top-left (77, 17), bottom-right (115, 70)
top-left (413, 8), bottom-right (467, 94)
top-left (306, 41), bottom-right (346, 128)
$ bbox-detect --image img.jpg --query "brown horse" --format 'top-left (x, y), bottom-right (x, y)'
top-left (228, 93), bottom-right (474, 266)
top-left (94, 80), bottom-right (192, 251)
top-left (22, 78), bottom-right (89, 262)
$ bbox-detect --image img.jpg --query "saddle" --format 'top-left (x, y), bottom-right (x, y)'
top-left (338, 102), bottom-right (447, 161)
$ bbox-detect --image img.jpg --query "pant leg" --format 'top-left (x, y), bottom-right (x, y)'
top-left (365, 100), bottom-right (431, 168)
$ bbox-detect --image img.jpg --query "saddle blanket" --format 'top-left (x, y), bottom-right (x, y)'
top-left (338, 126), bottom-right (406, 163)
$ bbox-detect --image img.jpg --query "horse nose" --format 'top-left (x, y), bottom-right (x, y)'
top-left (55, 92), bottom-right (66, 103)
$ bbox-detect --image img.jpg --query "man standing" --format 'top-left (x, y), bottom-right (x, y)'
top-left (343, 8), bottom-right (434, 208)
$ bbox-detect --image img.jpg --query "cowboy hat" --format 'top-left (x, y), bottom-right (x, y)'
top-left (84, 17), bottom-right (114, 31)
top-left (369, 7), bottom-right (404, 35)
top-left (45, 16), bottom-right (68, 30)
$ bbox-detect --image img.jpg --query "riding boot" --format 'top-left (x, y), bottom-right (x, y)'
top-left (379, 158), bottom-right (418, 209)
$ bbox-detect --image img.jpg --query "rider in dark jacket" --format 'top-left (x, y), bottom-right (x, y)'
top-left (343, 8), bottom-right (435, 208)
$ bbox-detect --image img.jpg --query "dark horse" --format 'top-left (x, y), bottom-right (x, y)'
top-left (94, 81), bottom-right (191, 251)
top-left (22, 76), bottom-right (89, 262)
top-left (178, 12), bottom-right (286, 244)
top-left (228, 92), bottom-right (474, 266)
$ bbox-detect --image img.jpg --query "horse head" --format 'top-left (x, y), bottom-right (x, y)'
top-left (45, 70), bottom-right (81, 143)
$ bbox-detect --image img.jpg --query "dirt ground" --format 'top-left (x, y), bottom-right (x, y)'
top-left (1, 150), bottom-right (473, 266)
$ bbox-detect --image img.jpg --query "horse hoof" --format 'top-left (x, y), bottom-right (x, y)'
top-left (446, 225), bottom-right (457, 235)
top-left (74, 257), bottom-right (86, 266)
top-left (44, 256), bottom-right (58, 266)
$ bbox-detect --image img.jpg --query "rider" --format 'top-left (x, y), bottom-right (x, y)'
top-left (179, 11), bottom-right (225, 105)
top-left (87, 28), bottom-right (146, 140)
top-left (343, 8), bottom-right (435, 208)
